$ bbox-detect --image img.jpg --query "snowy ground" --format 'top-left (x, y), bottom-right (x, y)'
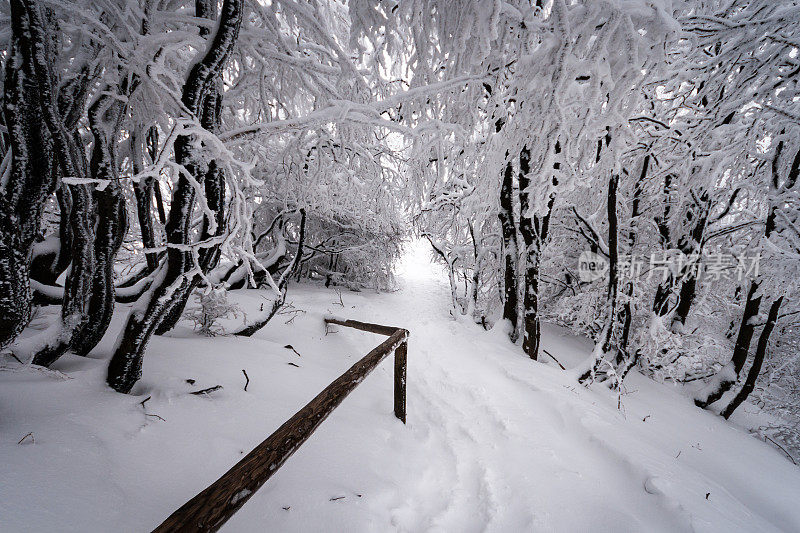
top-left (2, 241), bottom-right (800, 532)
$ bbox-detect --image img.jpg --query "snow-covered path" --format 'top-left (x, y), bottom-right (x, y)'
top-left (228, 241), bottom-right (800, 532)
top-left (3, 241), bottom-right (800, 532)
top-left (340, 243), bottom-right (691, 532)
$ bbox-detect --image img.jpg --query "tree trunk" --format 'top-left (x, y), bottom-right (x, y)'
top-left (0, 0), bottom-right (58, 349)
top-left (695, 145), bottom-right (794, 410)
top-left (695, 280), bottom-right (762, 408)
top-left (154, 3), bottom-right (225, 335)
top-left (603, 173), bottom-right (620, 354)
top-left (517, 145), bottom-right (556, 361)
top-left (71, 94), bottom-right (128, 356)
top-left (31, 183), bottom-right (95, 366)
top-left (107, 0), bottom-right (243, 393)
top-left (13, 0), bottom-right (97, 366)
top-left (154, 88), bottom-right (225, 335)
top-left (134, 176), bottom-right (159, 270)
top-left (615, 157), bottom-right (648, 380)
top-left (30, 183), bottom-right (72, 288)
top-left (498, 158), bottom-right (519, 340)
top-left (578, 173), bottom-right (619, 384)
top-left (652, 174), bottom-right (673, 317)
top-left (671, 190), bottom-right (710, 330)
top-left (517, 147), bottom-right (538, 359)
top-left (720, 296), bottom-right (783, 419)
top-left (132, 126), bottom-right (160, 272)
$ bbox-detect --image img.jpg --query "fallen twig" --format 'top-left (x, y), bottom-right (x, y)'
top-left (146, 413), bottom-right (166, 422)
top-left (329, 496), bottom-right (345, 501)
top-left (284, 344), bottom-right (302, 357)
top-left (276, 302), bottom-right (305, 325)
top-left (17, 432), bottom-right (34, 445)
top-left (242, 369), bottom-right (250, 391)
top-left (764, 435), bottom-right (797, 465)
top-left (5, 351), bottom-right (23, 365)
top-left (543, 349), bottom-right (566, 370)
top-left (287, 362), bottom-right (300, 368)
top-left (190, 385), bottom-right (223, 395)
top-left (140, 395), bottom-right (151, 408)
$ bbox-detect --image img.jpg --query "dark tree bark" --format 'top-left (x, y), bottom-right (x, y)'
top-left (498, 158), bottom-right (519, 340)
top-left (132, 126), bottom-right (160, 273)
top-left (720, 296), bottom-right (783, 419)
top-left (108, 0), bottom-right (243, 393)
top-left (31, 183), bottom-right (95, 366)
top-left (671, 189), bottom-right (710, 329)
top-left (578, 172), bottom-right (620, 385)
top-left (70, 94), bottom-right (128, 356)
top-left (517, 147), bottom-right (539, 359)
top-left (133, 176), bottom-right (159, 270)
top-left (0, 0), bottom-right (58, 349)
top-left (149, 126), bottom-right (167, 225)
top-left (517, 145), bottom-right (556, 361)
top-left (652, 174), bottom-right (673, 316)
top-left (695, 280), bottom-right (762, 409)
top-left (29, 63), bottom-right (100, 301)
top-left (154, 85), bottom-right (225, 335)
top-left (467, 220), bottom-right (480, 316)
top-left (153, 0), bottom-right (225, 335)
top-left (7, 0), bottom-right (97, 366)
top-left (30, 184), bottom-right (73, 289)
top-left (615, 156), bottom-right (649, 381)
top-left (696, 143), bottom-right (798, 409)
top-left (604, 173), bottom-right (620, 356)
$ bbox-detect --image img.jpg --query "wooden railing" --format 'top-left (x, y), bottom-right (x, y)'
top-left (153, 317), bottom-right (409, 532)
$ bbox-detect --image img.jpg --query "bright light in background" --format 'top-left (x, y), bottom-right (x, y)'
top-left (394, 238), bottom-right (442, 284)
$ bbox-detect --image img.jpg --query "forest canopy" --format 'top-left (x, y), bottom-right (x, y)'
top-left (0, 0), bottom-right (798, 447)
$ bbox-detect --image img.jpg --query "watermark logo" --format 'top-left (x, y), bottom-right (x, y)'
top-left (578, 251), bottom-right (609, 282)
top-left (578, 250), bottom-right (760, 283)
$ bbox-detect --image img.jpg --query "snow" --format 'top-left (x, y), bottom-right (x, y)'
top-left (2, 241), bottom-right (800, 532)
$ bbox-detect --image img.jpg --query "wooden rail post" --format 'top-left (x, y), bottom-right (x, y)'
top-left (152, 318), bottom-right (408, 532)
top-left (324, 317), bottom-right (408, 424)
top-left (394, 340), bottom-right (407, 423)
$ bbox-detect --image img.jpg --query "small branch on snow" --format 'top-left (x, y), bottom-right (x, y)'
top-left (763, 435), bottom-right (797, 465)
top-left (542, 349), bottom-right (566, 370)
top-left (242, 369), bottom-right (250, 391)
top-left (190, 385), bottom-right (223, 395)
top-left (284, 344), bottom-right (302, 357)
top-left (4, 351), bottom-right (23, 365)
top-left (17, 432), bottom-right (34, 445)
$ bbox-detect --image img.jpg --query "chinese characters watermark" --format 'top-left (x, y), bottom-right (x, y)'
top-left (578, 250), bottom-right (759, 283)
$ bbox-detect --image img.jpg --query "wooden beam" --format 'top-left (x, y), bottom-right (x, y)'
top-left (153, 328), bottom-right (407, 533)
top-left (324, 317), bottom-right (400, 337)
top-left (394, 341), bottom-right (407, 423)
